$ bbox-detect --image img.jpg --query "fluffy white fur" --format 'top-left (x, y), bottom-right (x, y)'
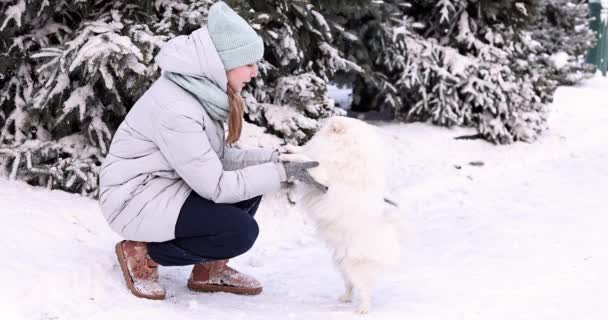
top-left (281, 116), bottom-right (401, 314)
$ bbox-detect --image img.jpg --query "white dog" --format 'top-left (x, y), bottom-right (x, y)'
top-left (281, 116), bottom-right (401, 314)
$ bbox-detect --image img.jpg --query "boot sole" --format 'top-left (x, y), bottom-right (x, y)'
top-left (187, 281), bottom-right (263, 295)
top-left (115, 242), bottom-right (166, 300)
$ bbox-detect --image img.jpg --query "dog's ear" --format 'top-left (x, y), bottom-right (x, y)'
top-left (331, 121), bottom-right (346, 134)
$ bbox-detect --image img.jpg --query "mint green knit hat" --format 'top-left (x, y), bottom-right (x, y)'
top-left (208, 1), bottom-right (264, 71)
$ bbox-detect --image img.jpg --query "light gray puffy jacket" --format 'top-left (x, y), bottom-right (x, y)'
top-left (99, 27), bottom-right (286, 242)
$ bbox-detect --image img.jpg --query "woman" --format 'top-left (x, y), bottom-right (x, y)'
top-left (99, 1), bottom-right (326, 300)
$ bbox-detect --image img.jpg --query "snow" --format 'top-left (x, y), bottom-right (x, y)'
top-left (437, 0), bottom-right (455, 24)
top-left (515, 2), bottom-right (529, 16)
top-left (550, 51), bottom-right (570, 70)
top-left (311, 10), bottom-right (330, 34)
top-left (2, 74), bottom-right (608, 319)
top-left (319, 42), bottom-right (364, 73)
top-left (327, 84), bottom-right (352, 110)
top-left (442, 47), bottom-right (474, 76)
top-left (62, 84), bottom-right (94, 121)
top-left (0, 0), bottom-right (25, 31)
top-left (260, 103), bottom-right (318, 143)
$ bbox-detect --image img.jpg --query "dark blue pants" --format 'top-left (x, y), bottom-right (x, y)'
top-left (147, 192), bottom-right (262, 266)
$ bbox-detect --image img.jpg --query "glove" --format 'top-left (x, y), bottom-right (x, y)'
top-left (282, 161), bottom-right (329, 193)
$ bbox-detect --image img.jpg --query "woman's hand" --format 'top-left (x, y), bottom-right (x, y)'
top-left (282, 161), bottom-right (329, 193)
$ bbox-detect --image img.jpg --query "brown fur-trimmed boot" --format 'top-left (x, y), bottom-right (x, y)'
top-left (115, 240), bottom-right (166, 300)
top-left (187, 260), bottom-right (262, 295)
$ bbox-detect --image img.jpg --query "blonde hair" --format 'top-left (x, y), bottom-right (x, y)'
top-left (226, 84), bottom-right (244, 145)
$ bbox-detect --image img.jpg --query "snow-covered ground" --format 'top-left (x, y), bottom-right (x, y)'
top-left (2, 74), bottom-right (608, 320)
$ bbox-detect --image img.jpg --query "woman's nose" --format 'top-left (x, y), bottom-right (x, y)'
top-left (251, 65), bottom-right (258, 77)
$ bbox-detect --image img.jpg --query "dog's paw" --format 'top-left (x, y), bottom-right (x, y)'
top-left (354, 296), bottom-right (370, 314)
top-left (355, 303), bottom-right (370, 314)
top-left (338, 292), bottom-right (353, 303)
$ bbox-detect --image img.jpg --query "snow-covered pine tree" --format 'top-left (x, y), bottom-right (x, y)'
top-left (0, 0), bottom-right (216, 196)
top-left (2, 0), bottom-right (595, 196)
top-left (313, 0), bottom-right (408, 114)
top-left (234, 0), bottom-right (352, 144)
top-left (526, 0), bottom-right (596, 86)
top-left (319, 0), bottom-right (594, 144)
top-left (0, 0), bottom-right (351, 195)
top-left (315, 0), bottom-right (492, 126)
top-left (411, 0), bottom-right (595, 143)
top-left (404, 0), bottom-right (550, 143)
top-left (0, 0), bottom-right (105, 195)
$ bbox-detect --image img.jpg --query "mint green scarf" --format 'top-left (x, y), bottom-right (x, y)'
top-left (164, 72), bottom-right (230, 121)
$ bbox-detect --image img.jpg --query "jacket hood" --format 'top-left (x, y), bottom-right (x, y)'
top-left (155, 26), bottom-right (228, 92)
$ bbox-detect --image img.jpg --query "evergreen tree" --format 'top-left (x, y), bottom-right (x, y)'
top-left (0, 0), bottom-right (347, 196)
top-left (235, 0), bottom-right (350, 144)
top-left (0, 0), bottom-right (597, 197)
top-left (313, 0), bottom-right (407, 114)
top-left (527, 0), bottom-right (597, 86)
top-left (406, 0), bottom-right (550, 143)
top-left (323, 0), bottom-right (595, 143)
top-left (0, 0), bottom-right (210, 195)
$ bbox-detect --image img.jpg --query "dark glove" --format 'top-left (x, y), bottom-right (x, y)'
top-left (282, 161), bottom-right (329, 193)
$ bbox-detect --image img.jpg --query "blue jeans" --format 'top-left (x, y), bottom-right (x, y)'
top-left (147, 192), bottom-right (262, 266)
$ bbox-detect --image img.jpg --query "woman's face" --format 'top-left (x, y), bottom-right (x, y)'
top-left (227, 63), bottom-right (258, 92)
